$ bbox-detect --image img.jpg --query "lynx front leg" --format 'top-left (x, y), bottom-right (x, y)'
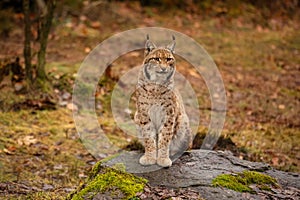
top-left (157, 119), bottom-right (174, 167)
top-left (139, 123), bottom-right (157, 165)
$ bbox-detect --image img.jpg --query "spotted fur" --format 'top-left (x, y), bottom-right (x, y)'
top-left (134, 36), bottom-right (192, 167)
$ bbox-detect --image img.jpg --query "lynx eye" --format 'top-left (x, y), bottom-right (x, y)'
top-left (166, 57), bottom-right (173, 62)
top-left (149, 57), bottom-right (160, 62)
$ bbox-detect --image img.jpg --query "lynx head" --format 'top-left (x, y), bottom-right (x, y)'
top-left (142, 35), bottom-right (176, 85)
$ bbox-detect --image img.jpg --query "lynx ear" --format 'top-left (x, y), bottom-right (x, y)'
top-left (166, 35), bottom-right (176, 53)
top-left (144, 34), bottom-right (156, 57)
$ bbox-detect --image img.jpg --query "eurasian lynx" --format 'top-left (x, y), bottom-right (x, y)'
top-left (134, 35), bottom-right (192, 167)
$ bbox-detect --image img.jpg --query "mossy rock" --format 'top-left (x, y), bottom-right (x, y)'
top-left (67, 161), bottom-right (147, 200)
top-left (212, 170), bottom-right (279, 193)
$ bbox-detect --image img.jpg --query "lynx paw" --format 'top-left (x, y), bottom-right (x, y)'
top-left (157, 157), bottom-right (172, 167)
top-left (139, 155), bottom-right (156, 166)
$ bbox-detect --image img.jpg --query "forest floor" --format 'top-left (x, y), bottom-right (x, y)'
top-left (0, 1), bottom-right (299, 199)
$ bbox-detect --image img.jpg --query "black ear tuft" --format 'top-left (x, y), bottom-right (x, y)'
top-left (167, 35), bottom-right (176, 53)
top-left (144, 35), bottom-right (156, 57)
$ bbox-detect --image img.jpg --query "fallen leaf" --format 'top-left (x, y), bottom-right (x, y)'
top-left (7, 146), bottom-right (17, 152)
top-left (79, 15), bottom-right (87, 22)
top-left (85, 47), bottom-right (91, 53)
top-left (23, 135), bottom-right (38, 146)
top-left (43, 184), bottom-right (54, 191)
top-left (54, 164), bottom-right (63, 170)
top-left (67, 103), bottom-right (78, 111)
top-left (272, 157), bottom-right (279, 166)
top-left (14, 82), bottom-right (24, 91)
top-left (278, 104), bottom-right (285, 110)
top-left (62, 92), bottom-right (71, 100)
top-left (3, 148), bottom-right (14, 155)
top-left (90, 21), bottom-right (101, 28)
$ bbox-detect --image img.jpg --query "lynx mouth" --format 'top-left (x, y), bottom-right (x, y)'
top-left (156, 71), bottom-right (168, 74)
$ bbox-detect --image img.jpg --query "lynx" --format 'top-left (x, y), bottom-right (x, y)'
top-left (134, 35), bottom-right (192, 167)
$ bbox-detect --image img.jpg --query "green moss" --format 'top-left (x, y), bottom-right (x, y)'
top-left (88, 154), bottom-right (121, 180)
top-left (69, 163), bottom-right (147, 200)
top-left (242, 171), bottom-right (278, 186)
top-left (112, 163), bottom-right (126, 172)
top-left (212, 170), bottom-right (279, 193)
top-left (212, 173), bottom-right (252, 193)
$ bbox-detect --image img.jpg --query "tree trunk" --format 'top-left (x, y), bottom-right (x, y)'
top-left (36, 0), bottom-right (55, 88)
top-left (23, 0), bottom-right (32, 84)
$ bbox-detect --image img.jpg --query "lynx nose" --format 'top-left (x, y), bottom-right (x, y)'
top-left (160, 66), bottom-right (167, 72)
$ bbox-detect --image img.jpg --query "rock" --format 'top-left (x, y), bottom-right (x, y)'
top-left (70, 150), bottom-right (300, 200)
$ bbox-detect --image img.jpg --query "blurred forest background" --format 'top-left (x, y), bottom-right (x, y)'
top-left (0, 0), bottom-right (299, 199)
